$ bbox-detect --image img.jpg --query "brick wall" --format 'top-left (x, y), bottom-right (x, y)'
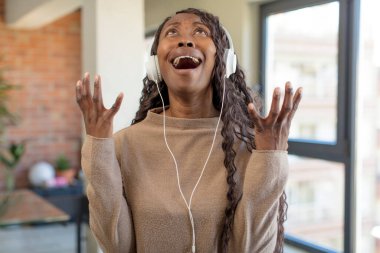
top-left (0, 0), bottom-right (82, 189)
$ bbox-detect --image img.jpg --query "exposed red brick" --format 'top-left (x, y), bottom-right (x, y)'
top-left (0, 0), bottom-right (82, 189)
top-left (0, 0), bottom-right (3, 23)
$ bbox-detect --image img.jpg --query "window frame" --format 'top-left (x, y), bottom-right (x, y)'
top-left (259, 0), bottom-right (360, 252)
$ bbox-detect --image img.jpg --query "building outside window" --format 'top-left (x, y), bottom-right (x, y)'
top-left (263, 0), bottom-right (380, 252)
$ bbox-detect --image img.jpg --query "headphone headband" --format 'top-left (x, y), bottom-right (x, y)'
top-left (222, 26), bottom-right (234, 52)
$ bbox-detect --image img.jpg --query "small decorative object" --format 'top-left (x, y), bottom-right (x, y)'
top-left (55, 154), bottom-right (76, 184)
top-left (53, 176), bottom-right (69, 187)
top-left (0, 142), bottom-right (25, 192)
top-left (28, 161), bottom-right (55, 187)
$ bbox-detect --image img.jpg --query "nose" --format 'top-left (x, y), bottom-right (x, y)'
top-left (178, 41), bottom-right (194, 47)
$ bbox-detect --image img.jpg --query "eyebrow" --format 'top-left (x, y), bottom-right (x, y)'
top-left (164, 21), bottom-right (208, 28)
top-left (165, 21), bottom-right (180, 27)
top-left (192, 21), bottom-right (207, 27)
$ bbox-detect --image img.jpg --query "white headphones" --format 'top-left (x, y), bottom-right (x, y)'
top-left (146, 26), bottom-right (237, 82)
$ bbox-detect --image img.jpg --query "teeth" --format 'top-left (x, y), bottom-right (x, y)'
top-left (173, 56), bottom-right (200, 67)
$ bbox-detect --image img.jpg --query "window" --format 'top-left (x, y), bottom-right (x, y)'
top-left (286, 155), bottom-right (344, 250)
top-left (260, 0), bottom-right (359, 252)
top-left (264, 2), bottom-right (339, 143)
top-left (356, 0), bottom-right (380, 252)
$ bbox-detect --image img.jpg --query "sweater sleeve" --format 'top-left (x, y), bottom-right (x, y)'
top-left (231, 150), bottom-right (288, 253)
top-left (81, 135), bottom-right (135, 253)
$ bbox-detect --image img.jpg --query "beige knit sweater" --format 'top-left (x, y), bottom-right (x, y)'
top-left (81, 108), bottom-right (288, 253)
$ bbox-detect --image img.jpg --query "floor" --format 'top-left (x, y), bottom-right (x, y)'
top-left (0, 223), bottom-right (305, 253)
top-left (0, 223), bottom-right (86, 253)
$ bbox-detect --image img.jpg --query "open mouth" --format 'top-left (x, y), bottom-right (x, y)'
top-left (172, 56), bottom-right (202, 69)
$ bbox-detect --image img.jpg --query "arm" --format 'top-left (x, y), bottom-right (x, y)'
top-left (231, 82), bottom-right (301, 252)
top-left (231, 150), bottom-right (288, 252)
top-left (82, 135), bottom-right (135, 252)
top-left (76, 73), bottom-right (134, 252)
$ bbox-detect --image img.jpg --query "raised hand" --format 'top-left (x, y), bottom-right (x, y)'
top-left (76, 72), bottom-right (123, 138)
top-left (248, 82), bottom-right (302, 151)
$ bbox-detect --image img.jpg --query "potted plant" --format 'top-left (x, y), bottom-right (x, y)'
top-left (0, 69), bottom-right (18, 138)
top-left (0, 142), bottom-right (25, 192)
top-left (55, 154), bottom-right (76, 184)
top-left (0, 67), bottom-right (23, 192)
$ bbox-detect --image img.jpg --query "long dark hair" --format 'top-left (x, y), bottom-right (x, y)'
top-left (132, 8), bottom-right (287, 253)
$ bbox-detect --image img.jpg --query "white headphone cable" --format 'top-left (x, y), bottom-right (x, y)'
top-left (155, 77), bottom-right (226, 253)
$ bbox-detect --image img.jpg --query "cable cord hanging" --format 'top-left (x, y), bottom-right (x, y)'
top-left (155, 78), bottom-right (226, 253)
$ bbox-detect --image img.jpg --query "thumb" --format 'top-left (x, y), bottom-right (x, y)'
top-left (248, 103), bottom-right (263, 131)
top-left (106, 92), bottom-right (124, 119)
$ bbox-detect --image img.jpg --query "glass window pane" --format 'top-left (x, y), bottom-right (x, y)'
top-left (286, 155), bottom-right (344, 251)
top-left (265, 2), bottom-right (339, 143)
top-left (356, 0), bottom-right (380, 252)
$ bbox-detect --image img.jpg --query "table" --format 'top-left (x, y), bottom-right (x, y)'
top-left (0, 189), bottom-right (70, 227)
top-left (32, 180), bottom-right (84, 222)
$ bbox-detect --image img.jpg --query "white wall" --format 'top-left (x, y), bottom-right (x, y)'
top-left (82, 0), bottom-right (145, 132)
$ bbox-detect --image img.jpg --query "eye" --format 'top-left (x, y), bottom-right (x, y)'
top-left (194, 27), bottom-right (209, 36)
top-left (165, 28), bottom-right (178, 37)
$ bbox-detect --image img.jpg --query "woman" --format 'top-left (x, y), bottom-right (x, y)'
top-left (76, 8), bottom-right (302, 253)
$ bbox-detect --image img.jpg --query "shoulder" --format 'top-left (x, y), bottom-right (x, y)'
top-left (111, 121), bottom-right (147, 159)
top-left (113, 116), bottom-right (158, 146)
top-left (113, 121), bottom-right (145, 141)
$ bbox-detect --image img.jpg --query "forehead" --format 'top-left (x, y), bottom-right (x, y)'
top-left (162, 13), bottom-right (206, 29)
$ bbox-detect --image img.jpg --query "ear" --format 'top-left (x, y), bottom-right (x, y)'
top-left (221, 26), bottom-right (237, 78)
top-left (146, 55), bottom-right (162, 82)
top-left (224, 48), bottom-right (237, 78)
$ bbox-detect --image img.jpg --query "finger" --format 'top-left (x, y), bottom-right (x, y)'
top-left (104, 93), bottom-right (124, 119)
top-left (82, 72), bottom-right (94, 112)
top-left (93, 75), bottom-right (104, 111)
top-left (247, 103), bottom-right (263, 130)
top-left (277, 82), bottom-right (294, 123)
top-left (267, 87), bottom-right (281, 124)
top-left (83, 72), bottom-right (93, 106)
top-left (76, 80), bottom-right (89, 113)
top-left (288, 87), bottom-right (303, 123)
top-left (76, 80), bottom-right (83, 105)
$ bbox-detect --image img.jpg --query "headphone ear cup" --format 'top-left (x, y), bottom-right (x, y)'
top-left (224, 49), bottom-right (237, 78)
top-left (146, 55), bottom-right (162, 82)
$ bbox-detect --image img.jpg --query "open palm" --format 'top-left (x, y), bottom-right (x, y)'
top-left (76, 73), bottom-right (123, 138)
top-left (248, 82), bottom-right (302, 150)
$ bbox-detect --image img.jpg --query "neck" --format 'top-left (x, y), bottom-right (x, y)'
top-left (166, 91), bottom-right (219, 119)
